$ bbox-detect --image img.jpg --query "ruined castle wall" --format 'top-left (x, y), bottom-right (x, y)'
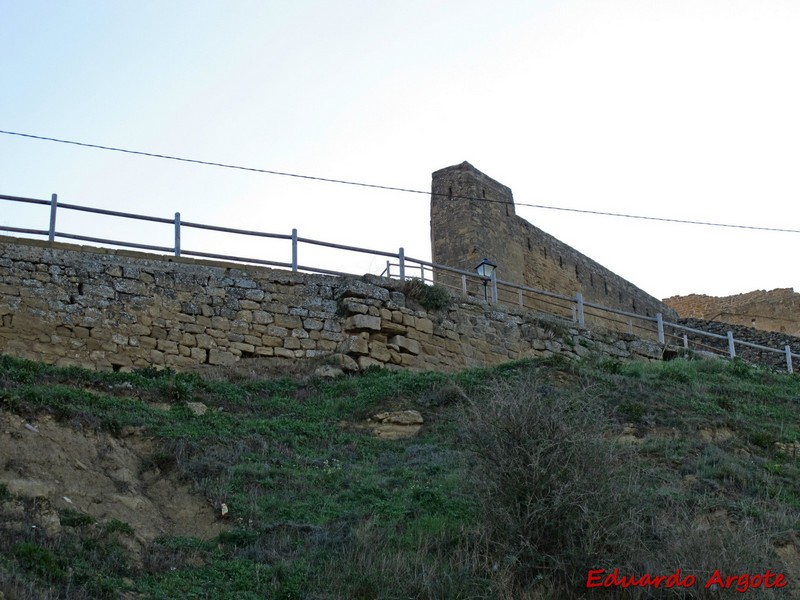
top-left (431, 162), bottom-right (678, 325)
top-left (665, 289), bottom-right (800, 337)
top-left (0, 236), bottom-right (668, 373)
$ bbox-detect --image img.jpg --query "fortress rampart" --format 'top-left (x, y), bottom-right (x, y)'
top-left (430, 162), bottom-right (678, 323)
top-left (0, 235), bottom-right (668, 373)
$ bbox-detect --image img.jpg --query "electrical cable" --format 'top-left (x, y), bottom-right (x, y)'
top-left (2, 128), bottom-right (799, 234)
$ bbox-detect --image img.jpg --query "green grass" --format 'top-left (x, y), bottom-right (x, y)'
top-left (1, 353), bottom-right (799, 598)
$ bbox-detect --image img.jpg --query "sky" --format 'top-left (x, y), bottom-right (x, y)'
top-left (1, 0), bottom-right (799, 301)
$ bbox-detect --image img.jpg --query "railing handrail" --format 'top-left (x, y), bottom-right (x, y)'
top-left (2, 192), bottom-right (798, 372)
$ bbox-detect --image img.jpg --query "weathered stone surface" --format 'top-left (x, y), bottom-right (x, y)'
top-left (365, 410), bottom-right (424, 439)
top-left (338, 335), bottom-right (369, 355)
top-left (344, 314), bottom-right (381, 332)
top-left (389, 335), bottom-right (421, 355)
top-left (369, 341), bottom-right (392, 363)
top-left (380, 319), bottom-right (407, 335)
top-left (4, 235), bottom-right (791, 377)
top-left (336, 279), bottom-right (391, 302)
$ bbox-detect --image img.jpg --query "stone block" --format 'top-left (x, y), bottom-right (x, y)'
top-left (303, 318), bottom-right (324, 331)
top-left (339, 298), bottom-right (368, 315)
top-left (283, 336), bottom-right (301, 350)
top-left (336, 279), bottom-right (391, 302)
top-left (262, 335), bottom-right (283, 347)
top-left (415, 317), bottom-right (434, 334)
top-left (338, 335), bottom-right (369, 355)
top-left (369, 341), bottom-right (392, 362)
top-left (389, 335), bottom-right (421, 355)
top-left (253, 310), bottom-right (274, 325)
top-left (208, 349), bottom-right (237, 365)
top-left (358, 356), bottom-right (384, 370)
top-left (380, 319), bottom-right (407, 335)
top-left (344, 314), bottom-right (381, 332)
top-left (274, 314), bottom-right (303, 329)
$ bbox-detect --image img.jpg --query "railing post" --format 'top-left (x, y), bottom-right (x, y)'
top-left (727, 331), bottom-right (736, 359)
top-left (575, 292), bottom-right (585, 326)
top-left (292, 229), bottom-right (298, 272)
top-left (398, 247), bottom-right (405, 281)
top-left (683, 334), bottom-right (688, 349)
top-left (461, 275), bottom-right (467, 293)
top-left (786, 345), bottom-right (793, 374)
top-left (174, 212), bottom-right (181, 257)
top-left (385, 260), bottom-right (391, 278)
top-left (48, 194), bottom-right (57, 242)
top-left (490, 271), bottom-right (497, 304)
top-left (420, 264), bottom-right (425, 283)
top-left (656, 313), bottom-right (665, 345)
top-left (518, 288), bottom-right (523, 307)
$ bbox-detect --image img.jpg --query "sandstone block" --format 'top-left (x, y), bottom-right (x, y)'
top-left (336, 279), bottom-right (391, 303)
top-left (339, 298), bottom-right (368, 315)
top-left (303, 318), bottom-right (324, 331)
top-left (157, 340), bottom-right (179, 355)
top-left (274, 314), bottom-right (303, 329)
top-left (344, 314), bottom-right (381, 332)
top-left (338, 335), bottom-right (369, 355)
top-left (261, 335), bottom-right (283, 348)
top-left (415, 317), bottom-right (434, 334)
top-left (380, 319), bottom-right (407, 335)
top-left (208, 349), bottom-right (237, 365)
top-left (358, 356), bottom-right (384, 370)
top-left (253, 311), bottom-right (274, 325)
top-left (231, 342), bottom-right (256, 353)
top-left (389, 335), bottom-right (421, 355)
top-left (283, 337), bottom-right (301, 350)
top-left (327, 353), bottom-right (359, 372)
top-left (369, 341), bottom-right (392, 363)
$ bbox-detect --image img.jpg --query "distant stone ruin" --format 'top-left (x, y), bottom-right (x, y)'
top-left (665, 288), bottom-right (800, 336)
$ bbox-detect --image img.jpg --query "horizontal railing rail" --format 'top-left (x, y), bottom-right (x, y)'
top-left (2, 192), bottom-right (798, 373)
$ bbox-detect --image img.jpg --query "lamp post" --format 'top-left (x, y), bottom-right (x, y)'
top-left (475, 257), bottom-right (497, 303)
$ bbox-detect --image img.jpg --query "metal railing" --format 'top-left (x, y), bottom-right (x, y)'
top-left (2, 192), bottom-right (798, 373)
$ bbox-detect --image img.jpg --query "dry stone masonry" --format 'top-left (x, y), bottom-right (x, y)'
top-left (665, 289), bottom-right (800, 337)
top-left (0, 235), bottom-right (668, 373)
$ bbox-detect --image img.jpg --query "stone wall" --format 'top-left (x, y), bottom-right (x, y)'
top-left (665, 289), bottom-right (800, 337)
top-left (430, 162), bottom-right (678, 325)
top-left (0, 235), bottom-right (668, 374)
top-left (672, 318), bottom-right (800, 372)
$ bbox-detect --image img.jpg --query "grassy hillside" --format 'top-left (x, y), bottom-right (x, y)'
top-left (1, 353), bottom-right (799, 599)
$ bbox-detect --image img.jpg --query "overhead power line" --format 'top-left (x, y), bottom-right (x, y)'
top-left (2, 128), bottom-right (799, 234)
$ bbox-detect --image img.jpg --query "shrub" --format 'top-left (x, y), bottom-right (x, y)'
top-left (401, 279), bottom-right (450, 311)
top-left (460, 372), bottom-right (643, 597)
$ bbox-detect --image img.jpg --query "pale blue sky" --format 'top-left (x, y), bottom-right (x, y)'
top-left (2, 0), bottom-right (799, 300)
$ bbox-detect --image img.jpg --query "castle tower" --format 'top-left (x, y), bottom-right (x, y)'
top-left (430, 162), bottom-right (526, 287)
top-left (430, 161), bottom-right (678, 323)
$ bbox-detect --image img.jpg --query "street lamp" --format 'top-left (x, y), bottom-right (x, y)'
top-left (475, 257), bottom-right (497, 303)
